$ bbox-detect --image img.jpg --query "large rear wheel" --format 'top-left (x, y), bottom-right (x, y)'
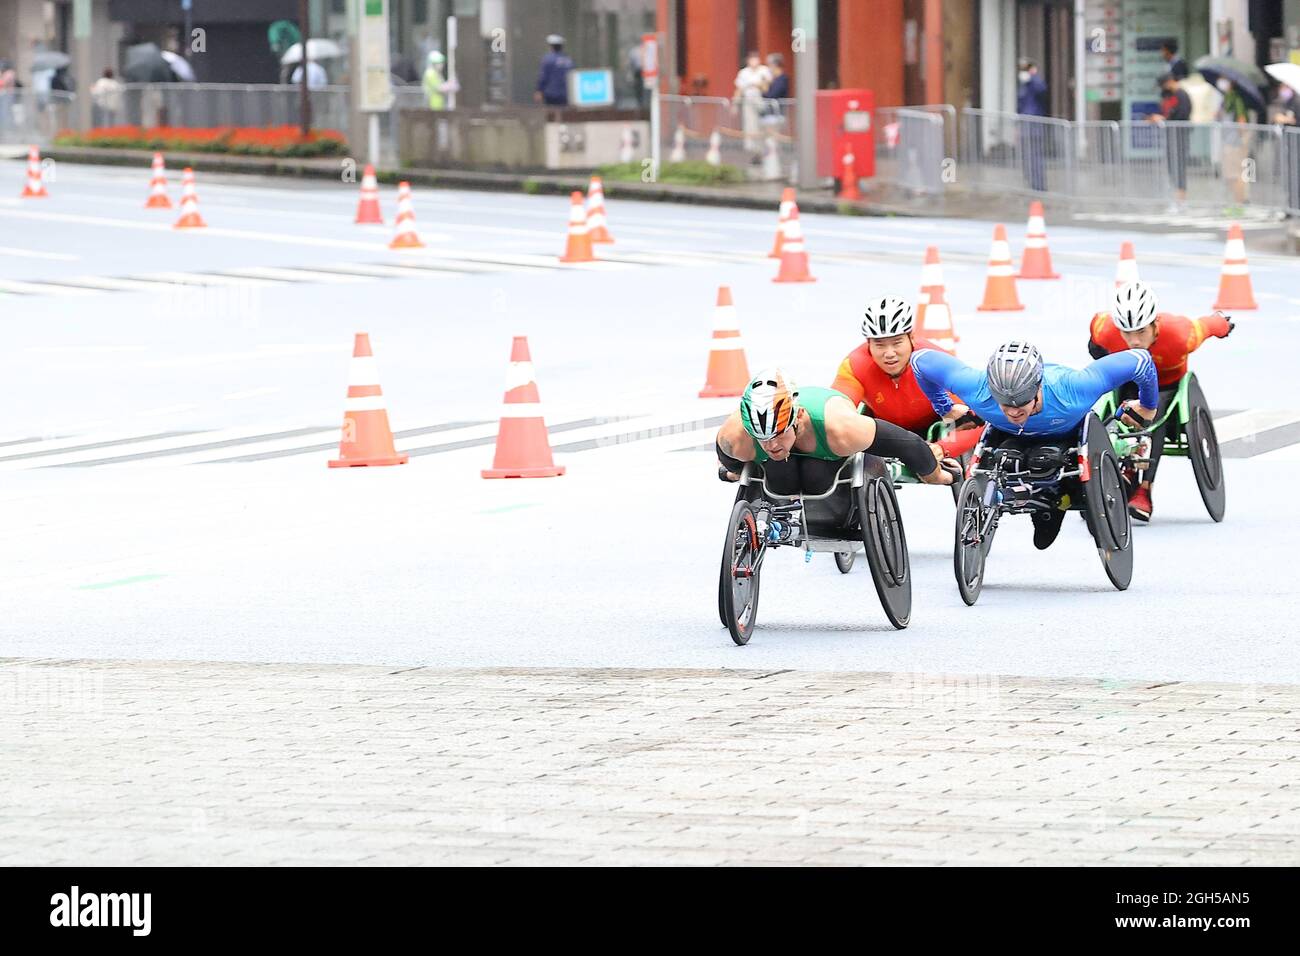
top-left (720, 499), bottom-right (762, 645)
top-left (1185, 375), bottom-right (1226, 522)
top-left (859, 477), bottom-right (912, 629)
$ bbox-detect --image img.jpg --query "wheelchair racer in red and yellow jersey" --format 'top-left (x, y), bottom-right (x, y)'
top-left (831, 296), bottom-right (983, 464)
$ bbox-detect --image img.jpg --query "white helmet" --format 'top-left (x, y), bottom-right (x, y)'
top-left (861, 295), bottom-right (915, 338)
top-left (1112, 281), bottom-right (1158, 332)
top-left (740, 368), bottom-right (800, 442)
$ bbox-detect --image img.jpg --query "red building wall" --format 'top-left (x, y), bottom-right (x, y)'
top-left (840, 0), bottom-right (904, 106)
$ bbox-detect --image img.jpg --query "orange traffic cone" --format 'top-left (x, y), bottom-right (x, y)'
top-left (1115, 241), bottom-right (1139, 287)
top-left (20, 146), bottom-right (48, 198)
top-left (173, 168), bottom-right (206, 228)
top-left (585, 175), bottom-right (614, 243)
top-left (1017, 200), bottom-right (1058, 278)
top-left (355, 164), bottom-right (383, 224)
top-left (1213, 224), bottom-right (1258, 310)
top-left (915, 246), bottom-right (958, 353)
top-left (482, 336), bottom-right (565, 479)
top-left (144, 152), bottom-right (171, 208)
top-left (388, 181), bottom-right (424, 249)
top-left (698, 286), bottom-right (750, 398)
top-left (840, 146), bottom-right (862, 201)
top-left (328, 333), bottom-right (409, 468)
top-left (558, 191), bottom-right (595, 263)
top-left (976, 224), bottom-right (1023, 311)
top-left (773, 204), bottom-right (815, 283)
top-left (768, 187), bottom-right (795, 258)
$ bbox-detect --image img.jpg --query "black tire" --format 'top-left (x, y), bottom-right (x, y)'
top-left (954, 476), bottom-right (992, 606)
top-left (1081, 413), bottom-right (1133, 590)
top-left (858, 477), bottom-right (912, 629)
top-left (720, 499), bottom-right (762, 645)
top-left (834, 550), bottom-right (855, 573)
top-left (1185, 375), bottom-right (1226, 522)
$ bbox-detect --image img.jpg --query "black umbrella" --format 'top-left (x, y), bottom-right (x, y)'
top-left (122, 42), bottom-right (175, 83)
top-left (1194, 55), bottom-right (1267, 114)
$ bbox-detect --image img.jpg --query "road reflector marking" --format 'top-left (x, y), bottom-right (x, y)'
top-left (77, 574), bottom-right (167, 591)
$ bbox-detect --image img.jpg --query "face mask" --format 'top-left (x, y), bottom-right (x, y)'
top-left (1018, 71), bottom-right (1030, 84)
top-left (1217, 79), bottom-right (1231, 93)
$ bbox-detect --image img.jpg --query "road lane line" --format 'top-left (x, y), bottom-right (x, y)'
top-left (0, 245), bottom-right (80, 260)
top-left (222, 387), bottom-right (282, 401)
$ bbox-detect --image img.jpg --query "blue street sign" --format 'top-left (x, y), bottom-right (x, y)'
top-left (568, 69), bottom-right (614, 108)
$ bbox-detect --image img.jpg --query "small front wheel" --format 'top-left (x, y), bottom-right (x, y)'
top-left (720, 499), bottom-right (762, 645)
top-left (954, 476), bottom-right (993, 606)
top-left (834, 550), bottom-right (856, 574)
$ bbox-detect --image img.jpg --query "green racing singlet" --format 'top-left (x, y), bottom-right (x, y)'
top-left (752, 386), bottom-right (847, 463)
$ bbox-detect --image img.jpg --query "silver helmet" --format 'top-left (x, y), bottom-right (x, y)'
top-left (1112, 281), bottom-right (1158, 332)
top-left (861, 295), bottom-right (915, 338)
top-left (986, 340), bottom-right (1043, 407)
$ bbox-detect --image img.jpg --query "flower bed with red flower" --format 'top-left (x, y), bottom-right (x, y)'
top-left (55, 125), bottom-right (348, 157)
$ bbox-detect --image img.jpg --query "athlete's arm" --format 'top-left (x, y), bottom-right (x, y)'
top-left (823, 398), bottom-right (950, 484)
top-left (715, 411), bottom-right (758, 467)
top-left (1189, 311), bottom-right (1234, 351)
top-left (910, 348), bottom-right (983, 418)
top-left (1068, 349), bottom-right (1159, 420)
top-left (830, 355), bottom-right (866, 408)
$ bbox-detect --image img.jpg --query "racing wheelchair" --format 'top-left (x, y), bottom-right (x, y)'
top-left (952, 412), bottom-right (1132, 605)
top-left (717, 453), bottom-right (915, 645)
top-left (1093, 371), bottom-right (1225, 522)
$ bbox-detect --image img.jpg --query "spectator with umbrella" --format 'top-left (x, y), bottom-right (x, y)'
top-left (1195, 55), bottom-right (1267, 214)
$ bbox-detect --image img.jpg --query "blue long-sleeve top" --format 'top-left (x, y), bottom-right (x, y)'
top-left (910, 348), bottom-right (1158, 437)
top-left (1017, 73), bottom-right (1048, 116)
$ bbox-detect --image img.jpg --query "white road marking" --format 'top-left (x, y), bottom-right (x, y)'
top-left (139, 404), bottom-right (199, 417)
top-left (0, 245), bottom-right (80, 260)
top-left (0, 206), bottom-right (451, 251)
top-left (25, 344), bottom-right (147, 353)
top-left (0, 277), bottom-right (97, 296)
top-left (218, 266), bottom-right (373, 284)
top-left (222, 387), bottom-right (282, 401)
top-left (1212, 409), bottom-right (1300, 444)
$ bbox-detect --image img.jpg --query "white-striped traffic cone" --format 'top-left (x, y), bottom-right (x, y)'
top-left (585, 175), bottom-right (613, 243)
top-left (1213, 224), bottom-right (1257, 310)
top-left (388, 181), bottom-right (424, 248)
top-left (328, 332), bottom-right (409, 468)
top-left (20, 146), bottom-right (48, 198)
top-left (1115, 241), bottom-right (1139, 287)
top-left (699, 286), bottom-right (750, 397)
top-left (976, 224), bottom-right (1023, 311)
top-left (145, 152), bottom-right (171, 208)
top-left (173, 168), bottom-right (206, 228)
top-left (1017, 200), bottom-right (1058, 278)
top-left (482, 336), bottom-right (565, 478)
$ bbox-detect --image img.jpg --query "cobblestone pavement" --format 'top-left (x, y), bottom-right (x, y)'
top-left (1, 658), bottom-right (1295, 866)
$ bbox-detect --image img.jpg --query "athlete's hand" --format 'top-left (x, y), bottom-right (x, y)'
top-left (717, 466), bottom-right (740, 483)
top-left (929, 442), bottom-right (945, 462)
top-left (942, 403), bottom-right (970, 425)
top-left (1120, 401), bottom-right (1155, 428)
top-left (921, 459), bottom-right (958, 486)
top-left (1223, 318), bottom-right (1235, 337)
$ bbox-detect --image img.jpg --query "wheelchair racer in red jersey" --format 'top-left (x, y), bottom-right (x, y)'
top-left (1088, 281), bottom-right (1234, 521)
top-left (831, 296), bottom-right (984, 467)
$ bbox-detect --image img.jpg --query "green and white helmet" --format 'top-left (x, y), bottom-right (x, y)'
top-left (740, 368), bottom-right (800, 441)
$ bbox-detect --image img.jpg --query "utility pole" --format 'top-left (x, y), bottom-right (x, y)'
top-left (299, 0), bottom-right (312, 136)
top-left (793, 0), bottom-right (818, 190)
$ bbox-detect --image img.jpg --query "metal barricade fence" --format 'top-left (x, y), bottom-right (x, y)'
top-left (0, 90), bottom-right (75, 146)
top-left (958, 107), bottom-right (1075, 197)
top-left (96, 83), bottom-right (352, 133)
top-left (1286, 126), bottom-right (1300, 216)
top-left (658, 93), bottom-right (796, 181)
top-left (875, 106), bottom-right (949, 195)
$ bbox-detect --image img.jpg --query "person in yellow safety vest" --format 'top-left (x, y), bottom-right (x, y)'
top-left (423, 51), bottom-right (455, 111)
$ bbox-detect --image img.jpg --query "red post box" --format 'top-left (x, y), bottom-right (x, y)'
top-left (815, 89), bottom-right (875, 181)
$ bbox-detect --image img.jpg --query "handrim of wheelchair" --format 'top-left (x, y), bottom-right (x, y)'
top-left (718, 371), bottom-right (1226, 640)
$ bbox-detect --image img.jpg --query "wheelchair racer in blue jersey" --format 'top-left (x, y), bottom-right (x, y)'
top-left (910, 340), bottom-right (1159, 549)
